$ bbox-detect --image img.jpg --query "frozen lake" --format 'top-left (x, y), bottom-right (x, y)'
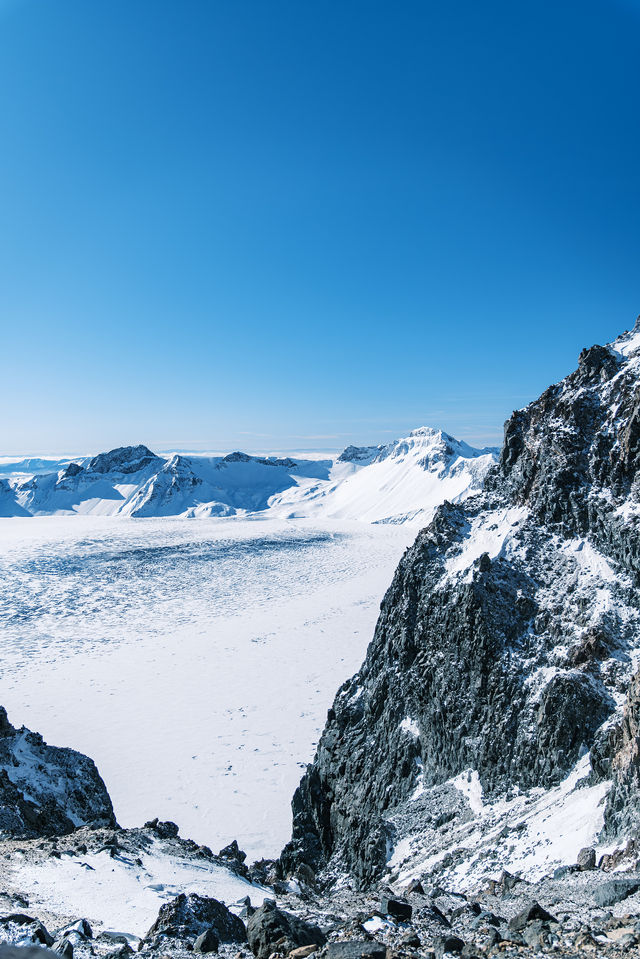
top-left (0, 516), bottom-right (414, 858)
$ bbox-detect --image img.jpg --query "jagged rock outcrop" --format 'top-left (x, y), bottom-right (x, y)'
top-left (0, 707), bottom-right (116, 838)
top-left (143, 893), bottom-right (247, 946)
top-left (87, 445), bottom-right (162, 475)
top-left (281, 319), bottom-right (640, 886)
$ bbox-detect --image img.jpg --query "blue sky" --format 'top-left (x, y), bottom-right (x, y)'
top-left (1, 0), bottom-right (638, 454)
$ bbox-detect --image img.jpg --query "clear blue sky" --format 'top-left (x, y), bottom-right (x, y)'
top-left (1, 0), bottom-right (638, 455)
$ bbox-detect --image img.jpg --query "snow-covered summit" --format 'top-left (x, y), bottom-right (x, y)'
top-left (611, 313), bottom-right (640, 358)
top-left (271, 427), bottom-right (498, 525)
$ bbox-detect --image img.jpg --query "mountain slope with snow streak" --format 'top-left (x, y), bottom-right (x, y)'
top-left (270, 428), bottom-right (498, 525)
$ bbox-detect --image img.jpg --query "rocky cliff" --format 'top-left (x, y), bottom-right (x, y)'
top-left (0, 707), bottom-right (117, 838)
top-left (281, 319), bottom-right (640, 887)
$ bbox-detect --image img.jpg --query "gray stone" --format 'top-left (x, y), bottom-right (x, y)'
top-left (507, 902), bottom-right (556, 933)
top-left (593, 879), bottom-right (640, 907)
top-left (193, 929), bottom-right (220, 953)
top-left (380, 897), bottom-right (412, 921)
top-left (325, 944), bottom-right (386, 959)
top-left (247, 900), bottom-right (325, 959)
top-left (577, 846), bottom-right (596, 870)
top-left (53, 940), bottom-right (73, 959)
top-left (433, 936), bottom-right (465, 957)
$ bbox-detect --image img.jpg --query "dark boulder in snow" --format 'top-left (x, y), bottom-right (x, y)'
top-left (0, 707), bottom-right (116, 839)
top-left (143, 817), bottom-right (179, 838)
top-left (144, 893), bottom-right (246, 945)
top-left (219, 838), bottom-right (247, 863)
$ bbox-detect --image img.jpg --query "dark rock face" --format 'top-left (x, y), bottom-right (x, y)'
top-left (0, 948), bottom-right (58, 959)
top-left (87, 445), bottom-right (161, 475)
top-left (246, 900), bottom-right (325, 959)
top-left (0, 707), bottom-right (116, 839)
top-left (144, 893), bottom-right (247, 945)
top-left (595, 667), bottom-right (640, 837)
top-left (281, 319), bottom-right (640, 885)
top-left (337, 446), bottom-right (384, 464)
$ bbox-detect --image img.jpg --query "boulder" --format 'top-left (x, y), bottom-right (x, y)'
top-left (52, 940), bottom-right (73, 959)
top-left (219, 839), bottom-right (247, 863)
top-left (325, 944), bottom-right (386, 959)
top-left (144, 893), bottom-right (246, 944)
top-left (433, 935), bottom-right (465, 957)
top-left (246, 900), bottom-right (325, 959)
top-left (143, 818), bottom-right (179, 839)
top-left (594, 880), bottom-right (640, 907)
top-left (507, 902), bottom-right (556, 933)
top-left (577, 846), bottom-right (597, 870)
top-left (193, 929), bottom-right (220, 953)
top-left (380, 897), bottom-right (412, 921)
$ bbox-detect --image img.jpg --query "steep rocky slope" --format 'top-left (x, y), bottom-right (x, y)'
top-left (0, 707), bottom-right (116, 838)
top-left (281, 319), bottom-right (640, 887)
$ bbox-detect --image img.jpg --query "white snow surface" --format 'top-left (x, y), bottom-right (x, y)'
top-left (0, 515), bottom-right (415, 859)
top-left (612, 319), bottom-right (640, 358)
top-left (450, 769), bottom-right (484, 815)
top-left (11, 837), bottom-right (272, 937)
top-left (444, 506), bottom-right (528, 580)
top-left (399, 718), bottom-right (420, 739)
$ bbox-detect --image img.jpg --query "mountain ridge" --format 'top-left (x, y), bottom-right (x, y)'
top-left (0, 428), bottom-right (498, 524)
top-left (280, 317), bottom-right (640, 889)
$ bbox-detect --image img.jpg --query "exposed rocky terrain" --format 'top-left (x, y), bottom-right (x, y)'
top-left (280, 320), bottom-right (640, 893)
top-left (0, 708), bottom-right (116, 839)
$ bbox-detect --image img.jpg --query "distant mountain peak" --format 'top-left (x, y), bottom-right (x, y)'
top-left (88, 444), bottom-right (162, 475)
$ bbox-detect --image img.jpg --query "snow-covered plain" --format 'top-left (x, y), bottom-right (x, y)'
top-left (0, 428), bottom-right (498, 860)
top-left (0, 515), bottom-right (415, 859)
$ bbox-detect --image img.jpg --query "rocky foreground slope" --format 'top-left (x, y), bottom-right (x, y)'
top-left (281, 319), bottom-right (640, 891)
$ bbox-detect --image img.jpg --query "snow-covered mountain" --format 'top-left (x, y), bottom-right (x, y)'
top-left (1, 430), bottom-right (498, 524)
top-left (3, 445), bottom-right (332, 519)
top-left (270, 427), bottom-right (498, 525)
